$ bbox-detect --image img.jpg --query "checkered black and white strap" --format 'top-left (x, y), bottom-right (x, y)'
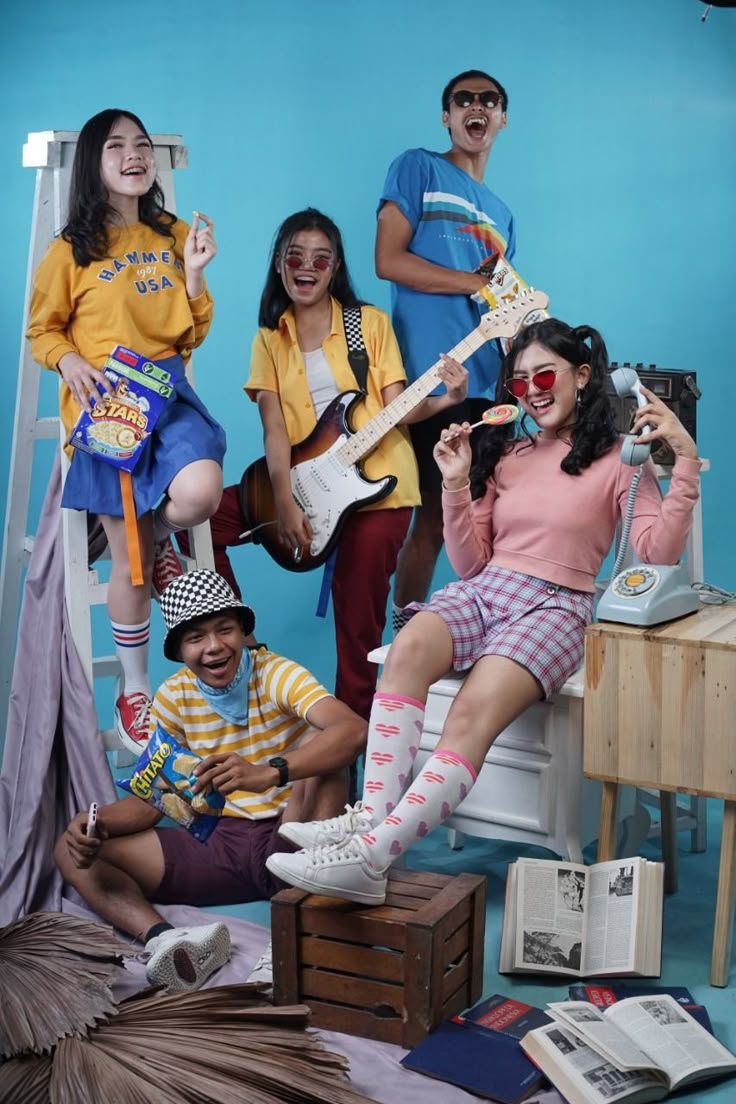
top-left (342, 306), bottom-right (368, 394)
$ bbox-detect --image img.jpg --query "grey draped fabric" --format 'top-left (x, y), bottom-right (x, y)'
top-left (0, 453), bottom-right (115, 923)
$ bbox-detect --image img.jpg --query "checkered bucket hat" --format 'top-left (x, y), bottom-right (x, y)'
top-left (159, 569), bottom-right (255, 660)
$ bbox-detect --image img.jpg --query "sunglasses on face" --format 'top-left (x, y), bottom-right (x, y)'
top-left (449, 89), bottom-right (503, 109)
top-left (283, 252), bottom-right (333, 272)
top-left (505, 368), bottom-right (564, 399)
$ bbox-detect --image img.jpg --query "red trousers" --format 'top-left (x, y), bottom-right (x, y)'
top-left (178, 485), bottom-right (410, 721)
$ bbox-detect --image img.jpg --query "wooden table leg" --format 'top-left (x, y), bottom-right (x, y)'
top-left (596, 782), bottom-right (619, 862)
top-left (711, 800), bottom-right (736, 987)
top-left (659, 791), bottom-right (679, 895)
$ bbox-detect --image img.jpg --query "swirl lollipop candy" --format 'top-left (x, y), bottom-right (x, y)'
top-left (445, 404), bottom-right (519, 441)
top-left (478, 404), bottom-right (519, 428)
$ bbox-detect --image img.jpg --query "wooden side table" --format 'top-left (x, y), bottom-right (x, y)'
top-left (583, 606), bottom-right (736, 986)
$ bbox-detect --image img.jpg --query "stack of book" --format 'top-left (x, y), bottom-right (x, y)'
top-left (401, 987), bottom-right (732, 1104)
top-left (399, 858), bottom-right (733, 1103)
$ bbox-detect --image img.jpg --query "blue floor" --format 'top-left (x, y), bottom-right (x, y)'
top-left (209, 796), bottom-right (736, 1103)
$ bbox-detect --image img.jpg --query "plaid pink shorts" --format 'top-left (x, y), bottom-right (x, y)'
top-left (406, 566), bottom-right (594, 699)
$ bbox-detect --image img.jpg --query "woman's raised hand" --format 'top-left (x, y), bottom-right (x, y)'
top-left (184, 211), bottom-right (217, 296)
top-left (433, 422), bottom-right (473, 489)
top-left (631, 385), bottom-right (698, 461)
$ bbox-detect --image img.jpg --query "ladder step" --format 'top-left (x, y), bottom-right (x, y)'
top-left (35, 416), bottom-right (60, 440)
top-left (92, 655), bottom-right (119, 679)
top-left (100, 727), bottom-right (136, 767)
top-left (87, 578), bottom-right (109, 606)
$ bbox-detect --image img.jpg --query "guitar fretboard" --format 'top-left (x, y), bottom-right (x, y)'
top-left (337, 328), bottom-right (487, 466)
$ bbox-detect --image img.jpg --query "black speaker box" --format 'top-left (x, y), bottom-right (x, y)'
top-left (606, 363), bottom-right (700, 466)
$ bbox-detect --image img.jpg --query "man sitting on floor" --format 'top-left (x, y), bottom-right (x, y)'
top-left (55, 569), bottom-right (366, 992)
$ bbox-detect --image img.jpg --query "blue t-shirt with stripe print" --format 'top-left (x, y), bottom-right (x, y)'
top-left (378, 147), bottom-right (515, 399)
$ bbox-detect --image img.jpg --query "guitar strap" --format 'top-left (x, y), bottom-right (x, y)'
top-left (342, 306), bottom-right (369, 393)
top-left (313, 307), bottom-right (368, 619)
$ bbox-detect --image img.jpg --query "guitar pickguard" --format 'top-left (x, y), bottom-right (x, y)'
top-left (291, 436), bottom-right (394, 560)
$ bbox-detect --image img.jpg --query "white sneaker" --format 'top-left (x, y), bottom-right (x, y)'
top-left (145, 922), bottom-right (231, 992)
top-left (266, 838), bottom-right (387, 906)
top-left (278, 801), bottom-right (374, 850)
top-left (246, 939), bottom-right (273, 987)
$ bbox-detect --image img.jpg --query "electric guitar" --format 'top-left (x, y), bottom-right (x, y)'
top-left (239, 289), bottom-right (549, 572)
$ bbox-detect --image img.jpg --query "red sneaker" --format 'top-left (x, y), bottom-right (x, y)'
top-left (151, 537), bottom-right (183, 600)
top-left (114, 690), bottom-right (153, 755)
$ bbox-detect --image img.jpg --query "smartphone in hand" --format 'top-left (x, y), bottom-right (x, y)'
top-left (85, 802), bottom-right (98, 838)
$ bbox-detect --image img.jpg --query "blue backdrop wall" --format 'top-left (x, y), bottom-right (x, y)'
top-left (1, 0), bottom-right (734, 702)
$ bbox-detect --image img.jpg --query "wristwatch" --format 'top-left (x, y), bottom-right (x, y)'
top-left (268, 756), bottom-right (289, 787)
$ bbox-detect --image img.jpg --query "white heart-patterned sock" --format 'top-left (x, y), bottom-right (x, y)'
top-left (360, 693), bottom-right (425, 823)
top-left (360, 749), bottom-right (476, 870)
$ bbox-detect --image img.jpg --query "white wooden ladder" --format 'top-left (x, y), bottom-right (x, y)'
top-left (0, 129), bottom-right (215, 755)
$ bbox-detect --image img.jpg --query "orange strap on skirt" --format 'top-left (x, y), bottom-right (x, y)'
top-left (119, 472), bottom-right (144, 586)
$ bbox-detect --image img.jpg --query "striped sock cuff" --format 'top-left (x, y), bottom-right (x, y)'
top-left (429, 748), bottom-right (478, 784)
top-left (111, 619), bottom-right (151, 649)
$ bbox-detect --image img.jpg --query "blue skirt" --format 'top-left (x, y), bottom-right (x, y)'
top-left (61, 354), bottom-right (226, 518)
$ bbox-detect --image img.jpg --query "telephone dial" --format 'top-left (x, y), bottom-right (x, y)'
top-left (595, 366), bottom-right (701, 627)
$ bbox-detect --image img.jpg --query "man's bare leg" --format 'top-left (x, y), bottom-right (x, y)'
top-left (54, 829), bottom-right (166, 942)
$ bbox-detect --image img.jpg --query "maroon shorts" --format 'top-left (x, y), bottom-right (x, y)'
top-left (152, 814), bottom-right (291, 906)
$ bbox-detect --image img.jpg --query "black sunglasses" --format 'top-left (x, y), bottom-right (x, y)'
top-left (450, 89), bottom-right (503, 110)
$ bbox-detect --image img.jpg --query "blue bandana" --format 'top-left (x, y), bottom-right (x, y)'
top-left (196, 650), bottom-right (251, 725)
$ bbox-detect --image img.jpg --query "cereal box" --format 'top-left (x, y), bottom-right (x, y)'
top-left (118, 724), bottom-right (225, 842)
top-left (67, 345), bottom-right (174, 472)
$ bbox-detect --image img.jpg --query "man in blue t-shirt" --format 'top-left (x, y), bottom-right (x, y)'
top-left (376, 69), bottom-right (515, 623)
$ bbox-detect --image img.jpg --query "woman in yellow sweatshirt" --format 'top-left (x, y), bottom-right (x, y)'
top-left (27, 108), bottom-right (226, 754)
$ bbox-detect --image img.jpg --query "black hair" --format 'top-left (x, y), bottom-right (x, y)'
top-left (258, 208), bottom-right (364, 329)
top-left (61, 108), bottom-right (176, 266)
top-left (166, 605), bottom-right (255, 663)
top-left (441, 69), bottom-right (509, 113)
top-left (469, 318), bottom-right (619, 499)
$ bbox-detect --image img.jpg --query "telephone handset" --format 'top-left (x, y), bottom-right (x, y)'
top-left (596, 367), bottom-right (701, 626)
top-left (612, 366), bottom-right (653, 466)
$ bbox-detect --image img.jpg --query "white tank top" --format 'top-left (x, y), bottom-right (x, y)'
top-left (303, 347), bottom-right (340, 419)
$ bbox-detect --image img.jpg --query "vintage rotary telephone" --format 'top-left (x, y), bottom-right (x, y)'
top-left (596, 366), bottom-right (702, 627)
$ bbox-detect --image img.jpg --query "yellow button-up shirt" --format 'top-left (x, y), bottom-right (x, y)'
top-left (245, 298), bottom-right (420, 510)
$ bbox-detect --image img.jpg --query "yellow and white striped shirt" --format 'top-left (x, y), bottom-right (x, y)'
top-left (150, 647), bottom-right (330, 819)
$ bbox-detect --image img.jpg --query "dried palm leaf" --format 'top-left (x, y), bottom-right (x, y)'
top-left (0, 911), bottom-right (138, 1057)
top-left (0, 1053), bottom-right (52, 1104)
top-left (0, 984), bottom-right (379, 1104)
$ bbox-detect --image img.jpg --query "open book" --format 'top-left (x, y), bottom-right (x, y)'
top-left (499, 857), bottom-right (663, 977)
top-left (520, 995), bottom-right (736, 1104)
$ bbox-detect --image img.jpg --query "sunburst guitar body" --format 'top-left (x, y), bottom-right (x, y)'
top-left (239, 289), bottom-right (549, 572)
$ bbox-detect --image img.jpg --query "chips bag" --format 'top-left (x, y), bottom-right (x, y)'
top-left (118, 724), bottom-right (224, 842)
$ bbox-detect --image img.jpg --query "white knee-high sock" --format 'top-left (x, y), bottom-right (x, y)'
top-left (111, 618), bottom-right (151, 697)
top-left (360, 693), bottom-right (425, 824)
top-left (361, 749), bottom-right (477, 871)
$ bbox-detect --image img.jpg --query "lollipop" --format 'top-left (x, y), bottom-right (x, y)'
top-left (445, 404), bottom-right (519, 442)
top-left (478, 403), bottom-right (519, 427)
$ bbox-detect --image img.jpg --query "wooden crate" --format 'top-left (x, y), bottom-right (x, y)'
top-left (270, 868), bottom-right (486, 1047)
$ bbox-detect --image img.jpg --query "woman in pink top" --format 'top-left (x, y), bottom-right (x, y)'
top-left (266, 318), bottom-right (701, 905)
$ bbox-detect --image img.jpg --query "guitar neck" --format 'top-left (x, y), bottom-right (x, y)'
top-left (338, 325), bottom-right (489, 466)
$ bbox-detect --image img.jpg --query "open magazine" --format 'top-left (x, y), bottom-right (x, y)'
top-left (521, 995), bottom-right (736, 1104)
top-left (499, 857), bottom-right (663, 977)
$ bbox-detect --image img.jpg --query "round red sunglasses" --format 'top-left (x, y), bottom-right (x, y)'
top-left (505, 368), bottom-right (562, 399)
top-left (283, 252), bottom-right (333, 272)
